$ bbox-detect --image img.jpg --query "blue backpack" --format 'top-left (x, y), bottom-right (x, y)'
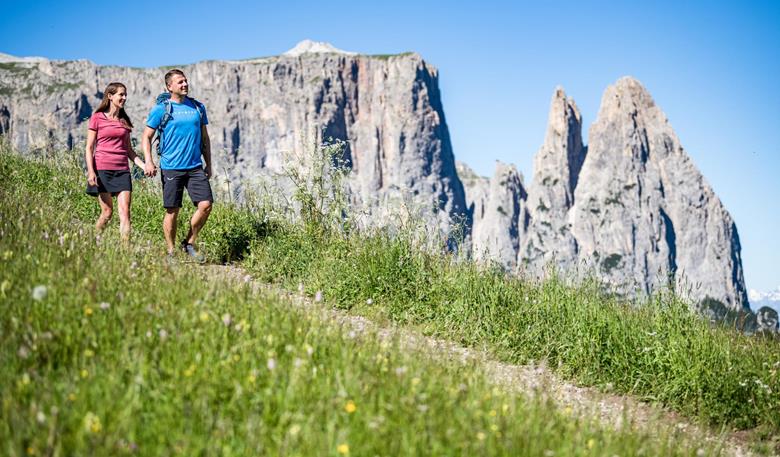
top-left (152, 93), bottom-right (205, 155)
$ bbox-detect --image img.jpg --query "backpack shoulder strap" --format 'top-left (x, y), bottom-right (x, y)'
top-left (187, 97), bottom-right (205, 124)
top-left (153, 93), bottom-right (173, 155)
top-left (159, 99), bottom-right (173, 131)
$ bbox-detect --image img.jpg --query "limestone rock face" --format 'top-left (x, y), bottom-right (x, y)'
top-left (469, 162), bottom-right (527, 269)
top-left (0, 47), bottom-right (467, 234)
top-left (569, 77), bottom-right (748, 310)
top-left (519, 88), bottom-right (585, 275)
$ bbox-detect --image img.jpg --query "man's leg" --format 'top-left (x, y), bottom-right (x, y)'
top-left (117, 191), bottom-right (132, 243)
top-left (160, 168), bottom-right (185, 255)
top-left (163, 208), bottom-right (179, 254)
top-left (185, 200), bottom-right (212, 245)
top-left (96, 193), bottom-right (113, 232)
top-left (183, 167), bottom-right (214, 246)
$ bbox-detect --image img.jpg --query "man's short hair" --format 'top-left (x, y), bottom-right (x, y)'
top-left (164, 69), bottom-right (186, 88)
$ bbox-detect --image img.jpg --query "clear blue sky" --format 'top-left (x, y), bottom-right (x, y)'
top-left (2, 0), bottom-right (778, 292)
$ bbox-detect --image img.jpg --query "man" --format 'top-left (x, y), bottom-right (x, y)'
top-left (142, 69), bottom-right (213, 263)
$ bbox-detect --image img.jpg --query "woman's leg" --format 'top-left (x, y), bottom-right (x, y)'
top-left (96, 193), bottom-right (113, 231)
top-left (117, 191), bottom-right (132, 242)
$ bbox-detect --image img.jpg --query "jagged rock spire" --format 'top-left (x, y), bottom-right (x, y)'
top-left (570, 76), bottom-right (748, 309)
top-left (470, 162), bottom-right (527, 269)
top-left (519, 87), bottom-right (585, 275)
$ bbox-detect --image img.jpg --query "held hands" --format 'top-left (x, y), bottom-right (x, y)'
top-left (204, 164), bottom-right (213, 179)
top-left (144, 161), bottom-right (157, 177)
top-left (87, 171), bottom-right (97, 187)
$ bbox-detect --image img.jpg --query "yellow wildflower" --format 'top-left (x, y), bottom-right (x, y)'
top-left (84, 307), bottom-right (93, 316)
top-left (80, 369), bottom-right (89, 379)
top-left (199, 311), bottom-right (210, 322)
top-left (84, 349), bottom-right (95, 358)
top-left (83, 412), bottom-right (102, 434)
top-left (337, 443), bottom-right (349, 455)
top-left (587, 438), bottom-right (596, 449)
top-left (477, 431), bottom-right (486, 441)
top-left (344, 400), bottom-right (357, 413)
top-left (184, 364), bottom-right (196, 377)
top-left (411, 377), bottom-right (421, 387)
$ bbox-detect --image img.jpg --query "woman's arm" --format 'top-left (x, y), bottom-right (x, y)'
top-left (126, 135), bottom-right (146, 169)
top-left (85, 129), bottom-right (97, 186)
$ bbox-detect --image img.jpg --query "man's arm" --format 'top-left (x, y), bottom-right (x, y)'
top-left (201, 125), bottom-right (212, 178)
top-left (141, 126), bottom-right (157, 177)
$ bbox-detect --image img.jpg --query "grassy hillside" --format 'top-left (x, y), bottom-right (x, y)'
top-left (0, 144), bottom-right (777, 454)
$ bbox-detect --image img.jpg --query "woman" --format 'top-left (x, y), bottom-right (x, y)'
top-left (85, 82), bottom-right (146, 241)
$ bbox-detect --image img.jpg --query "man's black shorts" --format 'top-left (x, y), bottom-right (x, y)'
top-left (160, 167), bottom-right (213, 208)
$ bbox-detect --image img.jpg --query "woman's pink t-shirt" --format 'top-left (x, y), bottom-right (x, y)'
top-left (88, 113), bottom-right (132, 171)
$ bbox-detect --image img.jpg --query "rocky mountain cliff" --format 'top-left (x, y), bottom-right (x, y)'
top-left (0, 43), bottom-right (749, 311)
top-left (0, 44), bottom-right (466, 235)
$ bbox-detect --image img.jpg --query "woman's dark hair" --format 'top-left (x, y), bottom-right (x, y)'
top-left (94, 82), bottom-right (133, 128)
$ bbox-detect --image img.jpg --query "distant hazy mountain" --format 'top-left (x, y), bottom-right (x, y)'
top-left (749, 287), bottom-right (780, 313)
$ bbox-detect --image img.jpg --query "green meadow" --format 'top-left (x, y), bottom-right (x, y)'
top-left (1, 143), bottom-right (778, 455)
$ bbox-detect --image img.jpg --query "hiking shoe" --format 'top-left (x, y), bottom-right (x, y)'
top-left (182, 242), bottom-right (206, 264)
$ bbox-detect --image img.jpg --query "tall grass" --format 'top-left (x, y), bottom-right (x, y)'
top-left (0, 147), bottom-right (716, 456)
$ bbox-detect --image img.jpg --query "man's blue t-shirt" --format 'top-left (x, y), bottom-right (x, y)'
top-left (146, 98), bottom-right (208, 170)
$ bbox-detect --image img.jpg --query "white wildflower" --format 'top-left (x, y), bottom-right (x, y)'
top-left (158, 329), bottom-right (168, 340)
top-left (36, 411), bottom-right (46, 424)
top-left (222, 313), bottom-right (232, 327)
top-left (366, 298), bottom-right (373, 305)
top-left (267, 358), bottom-right (276, 371)
top-left (31, 285), bottom-right (48, 301)
top-left (314, 290), bottom-right (323, 302)
top-left (99, 302), bottom-right (111, 310)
